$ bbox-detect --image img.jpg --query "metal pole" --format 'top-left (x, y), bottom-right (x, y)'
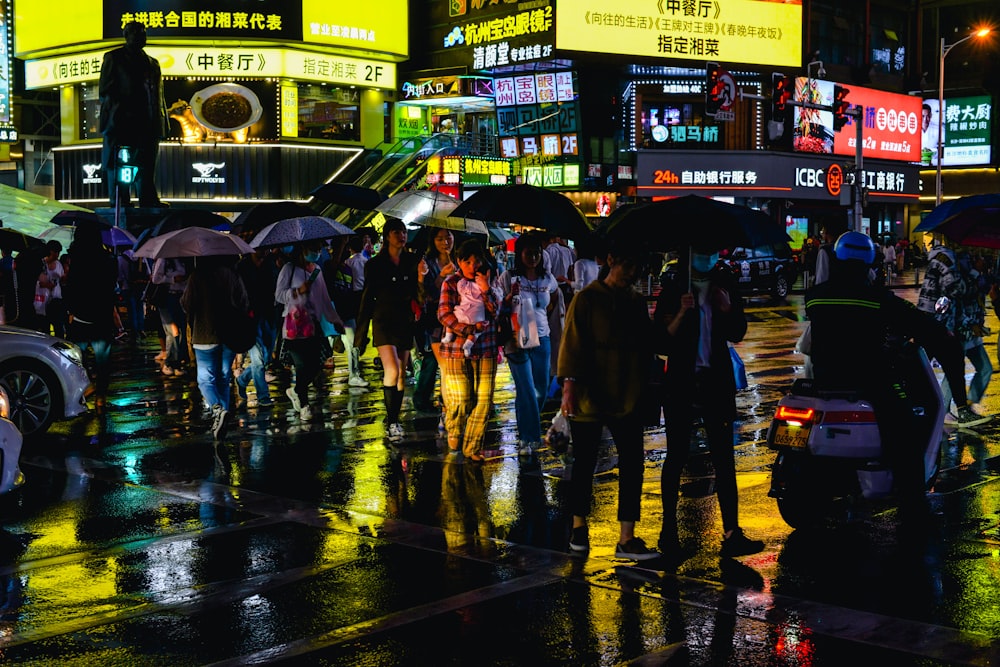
top-left (854, 107), bottom-right (864, 232)
top-left (936, 37), bottom-right (945, 207)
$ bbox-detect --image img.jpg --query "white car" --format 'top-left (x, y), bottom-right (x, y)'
top-left (0, 326), bottom-right (91, 437)
top-left (0, 385), bottom-right (24, 494)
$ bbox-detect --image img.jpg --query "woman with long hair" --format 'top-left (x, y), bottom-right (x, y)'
top-left (354, 218), bottom-right (427, 441)
top-left (438, 239), bottom-right (500, 461)
top-left (413, 227), bottom-right (456, 412)
top-left (494, 231), bottom-right (558, 456)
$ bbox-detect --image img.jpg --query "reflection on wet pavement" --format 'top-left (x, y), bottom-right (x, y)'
top-left (2, 284), bottom-right (1000, 664)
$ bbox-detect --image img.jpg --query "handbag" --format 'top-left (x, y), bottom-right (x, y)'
top-left (514, 285), bottom-right (540, 349)
top-left (284, 303), bottom-right (315, 339)
top-left (729, 344), bottom-right (748, 391)
top-left (33, 283), bottom-right (50, 316)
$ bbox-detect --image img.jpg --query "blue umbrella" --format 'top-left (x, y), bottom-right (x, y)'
top-left (914, 194), bottom-right (1000, 235)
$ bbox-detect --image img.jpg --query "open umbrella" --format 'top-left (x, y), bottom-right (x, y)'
top-left (603, 195), bottom-right (790, 253)
top-left (376, 189), bottom-right (461, 224)
top-left (149, 210), bottom-right (233, 238)
top-left (308, 182), bottom-right (384, 210)
top-left (0, 227), bottom-right (42, 252)
top-left (249, 215), bottom-right (354, 249)
top-left (39, 224), bottom-right (138, 249)
top-left (913, 194), bottom-right (1000, 248)
top-left (231, 201), bottom-right (318, 236)
top-left (134, 227), bottom-right (253, 259)
top-left (450, 184), bottom-right (592, 240)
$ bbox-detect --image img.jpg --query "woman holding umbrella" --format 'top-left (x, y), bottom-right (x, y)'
top-left (275, 239), bottom-right (346, 422)
top-left (354, 218), bottom-right (427, 441)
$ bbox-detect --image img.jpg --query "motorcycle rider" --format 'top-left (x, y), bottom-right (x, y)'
top-left (806, 231), bottom-right (987, 524)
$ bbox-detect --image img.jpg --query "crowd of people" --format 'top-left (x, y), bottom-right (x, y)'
top-left (4, 212), bottom-right (996, 566)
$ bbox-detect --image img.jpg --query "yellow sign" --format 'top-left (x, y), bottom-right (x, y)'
top-left (301, 0), bottom-right (408, 59)
top-left (15, 1), bottom-right (407, 60)
top-left (555, 0), bottom-right (802, 68)
top-left (24, 47), bottom-right (397, 90)
top-left (14, 1), bottom-right (102, 57)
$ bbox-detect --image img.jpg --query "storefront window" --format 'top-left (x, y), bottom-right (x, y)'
top-left (79, 84), bottom-right (101, 141)
top-left (296, 83), bottom-right (360, 141)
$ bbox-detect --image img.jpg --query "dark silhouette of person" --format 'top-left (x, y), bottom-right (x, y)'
top-left (99, 21), bottom-right (169, 208)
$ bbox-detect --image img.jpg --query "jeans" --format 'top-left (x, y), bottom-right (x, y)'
top-left (238, 319), bottom-right (276, 400)
top-left (194, 345), bottom-right (237, 411)
top-left (76, 339), bottom-right (112, 396)
top-left (505, 336), bottom-right (551, 444)
top-left (122, 290), bottom-right (144, 333)
top-left (340, 319), bottom-right (361, 377)
top-left (941, 342), bottom-right (993, 409)
top-left (159, 292), bottom-right (188, 368)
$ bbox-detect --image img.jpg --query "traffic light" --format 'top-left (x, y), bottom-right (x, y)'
top-left (771, 72), bottom-right (791, 123)
top-left (116, 146), bottom-right (138, 186)
top-left (705, 62), bottom-right (724, 116)
top-left (832, 84), bottom-right (851, 132)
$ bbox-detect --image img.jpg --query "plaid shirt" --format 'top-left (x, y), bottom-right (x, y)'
top-left (438, 273), bottom-right (500, 359)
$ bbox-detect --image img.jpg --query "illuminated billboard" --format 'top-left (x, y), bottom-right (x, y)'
top-left (15, 1), bottom-right (407, 60)
top-left (555, 0), bottom-right (803, 68)
top-left (919, 95), bottom-right (992, 167)
top-left (24, 47), bottom-right (396, 90)
top-left (793, 78), bottom-right (922, 162)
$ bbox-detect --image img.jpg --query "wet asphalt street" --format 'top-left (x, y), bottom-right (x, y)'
top-left (2, 277), bottom-right (1000, 665)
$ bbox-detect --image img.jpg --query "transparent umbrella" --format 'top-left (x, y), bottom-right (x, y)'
top-left (134, 227), bottom-right (254, 259)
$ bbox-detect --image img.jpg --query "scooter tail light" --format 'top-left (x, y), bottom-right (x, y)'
top-left (775, 405), bottom-right (816, 426)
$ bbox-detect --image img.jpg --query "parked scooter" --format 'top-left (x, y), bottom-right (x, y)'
top-left (766, 340), bottom-right (944, 528)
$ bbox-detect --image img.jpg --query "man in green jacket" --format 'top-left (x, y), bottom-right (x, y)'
top-left (559, 240), bottom-right (659, 561)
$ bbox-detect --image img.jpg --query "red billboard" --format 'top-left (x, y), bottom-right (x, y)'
top-left (793, 78), bottom-right (922, 162)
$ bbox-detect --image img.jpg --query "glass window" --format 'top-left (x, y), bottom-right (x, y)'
top-left (296, 83), bottom-right (360, 141)
top-left (79, 84), bottom-right (101, 141)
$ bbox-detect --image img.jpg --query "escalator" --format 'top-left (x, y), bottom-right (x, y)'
top-left (313, 133), bottom-right (484, 229)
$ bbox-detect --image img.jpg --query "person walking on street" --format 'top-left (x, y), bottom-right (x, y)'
top-left (151, 257), bottom-right (189, 376)
top-left (62, 225), bottom-right (118, 412)
top-left (235, 248), bottom-right (279, 408)
top-left (342, 234), bottom-right (371, 387)
top-left (495, 231), bottom-right (558, 457)
top-left (36, 240), bottom-right (66, 338)
top-left (275, 241), bottom-right (346, 422)
top-left (654, 248), bottom-right (764, 563)
top-left (413, 228), bottom-right (456, 412)
top-left (437, 239), bottom-right (500, 461)
top-left (182, 255), bottom-right (250, 440)
top-left (354, 218), bottom-right (426, 441)
top-left (945, 251), bottom-right (993, 418)
top-left (560, 239), bottom-right (660, 561)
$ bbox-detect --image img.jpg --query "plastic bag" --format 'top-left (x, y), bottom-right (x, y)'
top-left (545, 411), bottom-right (573, 455)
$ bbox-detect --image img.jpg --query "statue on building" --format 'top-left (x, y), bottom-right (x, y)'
top-left (99, 21), bottom-right (169, 208)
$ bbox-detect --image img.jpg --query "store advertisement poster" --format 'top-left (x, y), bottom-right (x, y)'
top-left (920, 96), bottom-right (992, 166)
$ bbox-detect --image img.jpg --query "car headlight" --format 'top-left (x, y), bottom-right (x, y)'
top-left (0, 385), bottom-right (9, 420)
top-left (53, 340), bottom-right (85, 368)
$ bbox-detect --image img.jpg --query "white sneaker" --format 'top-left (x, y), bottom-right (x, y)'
top-left (285, 387), bottom-right (302, 412)
top-left (348, 374), bottom-right (370, 388)
top-left (971, 402), bottom-right (989, 416)
top-left (387, 422), bottom-right (404, 441)
top-left (300, 405), bottom-right (313, 421)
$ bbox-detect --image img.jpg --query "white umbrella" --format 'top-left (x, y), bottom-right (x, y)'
top-left (134, 227), bottom-right (253, 259)
top-left (249, 215), bottom-right (353, 249)
top-left (376, 189), bottom-right (491, 236)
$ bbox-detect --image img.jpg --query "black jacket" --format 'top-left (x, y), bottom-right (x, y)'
top-left (654, 268), bottom-right (747, 419)
top-left (98, 45), bottom-right (168, 141)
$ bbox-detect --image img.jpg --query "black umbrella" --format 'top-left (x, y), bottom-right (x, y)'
top-left (50, 210), bottom-right (106, 227)
top-left (0, 227), bottom-right (43, 252)
top-left (603, 195), bottom-right (789, 253)
top-left (308, 182), bottom-right (384, 210)
top-left (450, 184), bottom-right (593, 240)
top-left (231, 201), bottom-right (319, 236)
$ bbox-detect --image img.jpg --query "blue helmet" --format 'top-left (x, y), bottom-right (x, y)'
top-left (834, 231), bottom-right (876, 264)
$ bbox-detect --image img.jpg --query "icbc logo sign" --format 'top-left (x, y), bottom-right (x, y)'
top-left (825, 164), bottom-right (844, 197)
top-left (795, 165), bottom-right (845, 197)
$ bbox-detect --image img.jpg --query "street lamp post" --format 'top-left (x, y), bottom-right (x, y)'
top-left (936, 29), bottom-right (991, 207)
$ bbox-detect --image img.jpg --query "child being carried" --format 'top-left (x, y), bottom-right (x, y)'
top-left (441, 272), bottom-right (488, 357)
